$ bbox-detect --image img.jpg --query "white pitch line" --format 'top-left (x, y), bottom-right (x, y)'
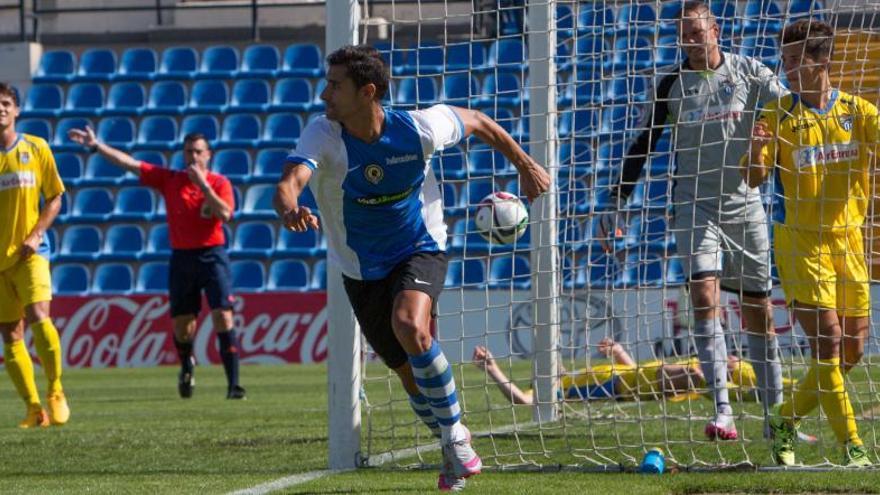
top-left (228, 469), bottom-right (348, 495)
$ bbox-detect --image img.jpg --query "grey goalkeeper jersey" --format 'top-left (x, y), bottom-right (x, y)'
top-left (619, 52), bottom-right (787, 217)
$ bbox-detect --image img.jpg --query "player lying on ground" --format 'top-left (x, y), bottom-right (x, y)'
top-left (741, 18), bottom-right (877, 467)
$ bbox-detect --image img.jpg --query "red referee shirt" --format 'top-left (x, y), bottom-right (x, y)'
top-left (140, 162), bottom-right (234, 250)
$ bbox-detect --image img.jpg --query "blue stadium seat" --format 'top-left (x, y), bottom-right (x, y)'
top-left (487, 39), bottom-right (526, 73)
top-left (219, 114), bottom-right (260, 148)
top-left (169, 151), bottom-right (186, 170)
top-left (56, 192), bottom-right (71, 223)
top-left (58, 225), bottom-right (101, 262)
top-left (157, 47), bottom-right (199, 80)
top-left (600, 105), bottom-right (640, 135)
top-left (113, 187), bottom-right (155, 221)
top-left (655, 35), bottom-right (681, 66)
top-left (116, 48), bottom-right (157, 81)
top-left (137, 261), bottom-right (169, 292)
top-left (253, 148), bottom-right (287, 182)
top-left (441, 182), bottom-right (460, 215)
top-left (558, 178), bottom-right (590, 215)
top-left (197, 45), bottom-right (240, 79)
top-left (102, 224), bottom-right (145, 261)
top-left (144, 224), bottom-right (171, 260)
top-left (280, 43), bottom-right (323, 78)
top-left (45, 228), bottom-right (58, 258)
top-left (461, 179), bottom-right (495, 210)
top-left (475, 74), bottom-right (522, 108)
top-left (229, 79), bottom-right (270, 113)
top-left (23, 84), bottom-right (63, 118)
top-left (104, 82), bottom-right (146, 116)
top-left (740, 36), bottom-right (780, 66)
top-left (212, 149), bottom-right (251, 184)
top-left (270, 78), bottom-right (313, 112)
top-left (52, 264), bottom-right (90, 295)
top-left (84, 153), bottom-right (132, 186)
top-left (431, 146), bottom-right (466, 181)
top-left (710, 0), bottom-right (740, 37)
top-left (260, 113), bottom-right (302, 148)
top-left (34, 50), bottom-right (76, 83)
top-left (616, 2), bottom-right (657, 37)
top-left (396, 77), bottom-right (438, 108)
top-left (468, 144), bottom-right (512, 177)
top-left (92, 263), bottom-right (134, 294)
top-left (132, 150), bottom-right (166, 167)
top-left (449, 219), bottom-right (490, 255)
top-left (565, 70), bottom-right (605, 107)
top-left (16, 118), bottom-right (52, 141)
top-left (556, 4), bottom-right (575, 38)
top-left (136, 115), bottom-right (178, 151)
top-left (612, 36), bottom-right (654, 72)
top-left (622, 214), bottom-right (672, 252)
top-left (558, 141), bottom-right (594, 176)
top-left (627, 179), bottom-right (670, 210)
top-left (399, 42), bottom-right (444, 76)
top-left (71, 187), bottom-right (113, 222)
top-left (179, 115), bottom-right (219, 145)
top-left (55, 153), bottom-right (83, 186)
top-left (241, 184), bottom-right (276, 219)
top-left (666, 256), bottom-right (685, 285)
top-left (188, 80), bottom-right (228, 113)
top-left (444, 258), bottom-right (486, 288)
top-left (445, 42), bottom-right (486, 71)
top-left (311, 79), bottom-right (327, 111)
top-left (96, 117), bottom-right (135, 150)
top-left (576, 5), bottom-right (615, 34)
top-left (595, 139), bottom-right (626, 172)
top-left (616, 252), bottom-right (666, 289)
top-left (658, 0), bottom-right (683, 35)
top-left (578, 253), bottom-right (618, 289)
top-left (232, 221), bottom-right (275, 258)
top-left (440, 73), bottom-right (478, 108)
top-left (488, 255), bottom-right (531, 289)
top-left (559, 109), bottom-right (599, 138)
top-left (76, 49), bottom-right (117, 82)
top-left (275, 228), bottom-right (323, 257)
top-left (63, 82), bottom-right (105, 117)
top-left (310, 259), bottom-right (327, 290)
top-left (231, 260), bottom-right (265, 292)
top-left (573, 36), bottom-right (611, 71)
top-left (240, 44), bottom-right (279, 78)
top-left (743, 0), bottom-right (784, 35)
top-left (145, 81), bottom-right (187, 115)
top-left (374, 41), bottom-right (407, 72)
top-left (267, 259), bottom-right (310, 291)
top-left (606, 75), bottom-right (648, 104)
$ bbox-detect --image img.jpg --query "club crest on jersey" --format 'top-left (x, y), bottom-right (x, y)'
top-left (839, 115), bottom-right (853, 131)
top-left (19, 151), bottom-right (29, 164)
top-left (721, 79), bottom-right (735, 97)
top-left (364, 164), bottom-right (384, 184)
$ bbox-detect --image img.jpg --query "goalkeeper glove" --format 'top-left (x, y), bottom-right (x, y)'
top-left (595, 196), bottom-right (626, 253)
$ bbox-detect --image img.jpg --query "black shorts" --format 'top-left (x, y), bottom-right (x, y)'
top-left (342, 251), bottom-right (447, 369)
top-left (168, 246), bottom-right (235, 318)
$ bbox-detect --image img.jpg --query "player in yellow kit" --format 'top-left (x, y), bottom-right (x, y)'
top-left (0, 82), bottom-right (70, 428)
top-left (741, 20), bottom-right (878, 467)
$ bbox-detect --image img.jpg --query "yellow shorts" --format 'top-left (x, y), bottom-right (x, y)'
top-left (774, 225), bottom-right (870, 317)
top-left (0, 254), bottom-right (53, 323)
top-left (617, 360), bottom-right (663, 400)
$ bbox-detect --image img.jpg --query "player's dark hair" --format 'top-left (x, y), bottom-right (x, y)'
top-left (782, 19), bottom-right (834, 61)
top-left (326, 45), bottom-right (389, 101)
top-left (182, 132), bottom-right (212, 150)
top-left (0, 82), bottom-right (20, 107)
top-left (680, 0), bottom-right (714, 22)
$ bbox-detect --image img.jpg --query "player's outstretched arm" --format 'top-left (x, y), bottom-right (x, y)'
top-left (67, 126), bottom-right (142, 176)
top-left (274, 162), bottom-right (319, 232)
top-left (741, 121), bottom-right (774, 188)
top-left (472, 345), bottom-right (534, 405)
top-left (20, 193), bottom-right (62, 261)
top-left (597, 338), bottom-right (636, 367)
top-left (448, 107), bottom-right (549, 202)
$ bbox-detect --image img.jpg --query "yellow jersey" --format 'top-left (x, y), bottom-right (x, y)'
top-left (756, 90), bottom-right (880, 232)
top-left (0, 134), bottom-right (65, 273)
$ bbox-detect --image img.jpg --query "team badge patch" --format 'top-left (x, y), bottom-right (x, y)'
top-left (19, 151), bottom-right (29, 164)
top-left (721, 79), bottom-right (735, 97)
top-left (839, 115), bottom-right (853, 131)
top-left (364, 164), bottom-right (384, 184)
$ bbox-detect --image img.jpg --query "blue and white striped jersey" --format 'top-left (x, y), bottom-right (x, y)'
top-left (286, 104), bottom-right (464, 280)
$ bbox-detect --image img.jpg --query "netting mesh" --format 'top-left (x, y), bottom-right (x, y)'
top-left (357, 0), bottom-right (880, 471)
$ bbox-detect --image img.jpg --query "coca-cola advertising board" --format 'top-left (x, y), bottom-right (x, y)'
top-left (0, 293), bottom-right (328, 368)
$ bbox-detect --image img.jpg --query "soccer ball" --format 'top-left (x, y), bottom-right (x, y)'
top-left (474, 191), bottom-right (529, 244)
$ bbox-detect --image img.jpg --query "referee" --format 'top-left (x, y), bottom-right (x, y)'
top-left (68, 126), bottom-right (246, 400)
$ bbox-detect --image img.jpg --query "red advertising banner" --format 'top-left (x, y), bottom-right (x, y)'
top-left (0, 293), bottom-right (328, 368)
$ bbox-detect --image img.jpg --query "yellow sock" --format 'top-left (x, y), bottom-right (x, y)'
top-left (780, 360), bottom-right (819, 421)
top-left (31, 318), bottom-right (63, 394)
top-left (816, 357), bottom-right (862, 446)
top-left (3, 340), bottom-right (41, 406)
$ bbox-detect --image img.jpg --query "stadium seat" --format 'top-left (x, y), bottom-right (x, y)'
top-left (627, 179), bottom-right (670, 210)
top-left (616, 252), bottom-right (666, 289)
top-left (55, 153), bottom-right (84, 186)
top-left (280, 43), bottom-right (323, 78)
top-left (374, 41), bottom-right (407, 72)
top-left (622, 214), bottom-right (671, 252)
top-left (565, 70), bottom-right (604, 107)
top-left (395, 77), bottom-right (438, 108)
top-left (260, 113), bottom-right (302, 148)
top-left (600, 105), bottom-right (640, 135)
top-left (232, 221), bottom-right (275, 258)
top-left (270, 78), bottom-right (313, 112)
top-left (219, 114), bottom-right (260, 149)
top-left (229, 79), bottom-right (270, 113)
top-left (58, 225), bottom-right (101, 262)
top-left (116, 48), bottom-right (158, 81)
top-left (52, 264), bottom-right (90, 295)
top-left (71, 187), bottom-right (113, 222)
top-left (558, 179), bottom-right (590, 215)
top-left (311, 79), bottom-right (327, 111)
top-left (444, 258), bottom-right (486, 288)
top-left (606, 75), bottom-right (648, 104)
top-left (576, 5), bottom-right (615, 34)
top-left (658, 0), bottom-right (683, 35)
top-left (578, 253), bottom-right (617, 289)
top-left (16, 118), bottom-right (52, 141)
top-left (169, 151), bottom-right (186, 170)
top-left (399, 42), bottom-right (444, 76)
top-left (104, 82), bottom-right (146, 116)
top-left (34, 50), bottom-right (76, 83)
top-left (56, 192), bottom-right (71, 223)
top-left (188, 80), bottom-right (228, 113)
top-left (710, 0), bottom-right (740, 37)
top-left (616, 2), bottom-right (657, 37)
top-left (239, 44), bottom-right (280, 78)
top-left (179, 115), bottom-right (219, 145)
top-left (253, 148), bottom-right (287, 182)
top-left (558, 141), bottom-right (594, 176)
top-left (83, 153), bottom-right (134, 186)
top-left (573, 36), bottom-right (612, 72)
top-left (113, 186), bottom-right (155, 221)
top-left (431, 146), bottom-right (466, 181)
top-left (740, 36), bottom-right (780, 65)
top-left (241, 184), bottom-right (277, 220)
top-left (612, 36), bottom-right (654, 72)
top-left (96, 117), bottom-right (135, 150)
top-left (136, 115), bottom-right (178, 151)
top-left (231, 260), bottom-right (265, 292)
top-left (440, 73), bottom-right (478, 108)
top-left (76, 48), bottom-right (117, 82)
top-left (743, 0), bottom-right (784, 35)
top-left (558, 109), bottom-right (599, 138)
top-left (310, 259), bottom-right (327, 290)
top-left (468, 144), bottom-right (512, 177)
top-left (212, 149), bottom-right (251, 183)
top-left (157, 46), bottom-right (199, 80)
top-left (267, 259), bottom-right (310, 291)
top-left (441, 182), bottom-right (460, 215)
top-left (92, 263), bottom-right (134, 294)
top-left (23, 84), bottom-right (63, 118)
top-left (445, 42), bottom-right (486, 71)
top-left (595, 139), bottom-right (626, 172)
top-left (556, 4), bottom-right (575, 38)
top-left (475, 73), bottom-right (522, 107)
top-left (197, 45), bottom-right (240, 79)
top-left (449, 219), bottom-right (490, 255)
top-left (102, 224), bottom-right (145, 261)
top-left (487, 39), bottom-right (526, 73)
top-left (63, 82), bottom-right (105, 117)
top-left (137, 261), bottom-right (169, 292)
top-left (275, 227), bottom-right (324, 257)
top-left (488, 255), bottom-right (531, 289)
top-left (45, 228), bottom-right (58, 258)
top-left (132, 150), bottom-right (166, 167)
top-left (655, 35), bottom-right (681, 66)
top-left (145, 81), bottom-right (187, 115)
top-left (144, 224), bottom-right (171, 260)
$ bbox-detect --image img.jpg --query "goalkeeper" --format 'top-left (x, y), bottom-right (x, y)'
top-left (742, 19), bottom-right (876, 468)
top-left (598, 0), bottom-right (787, 441)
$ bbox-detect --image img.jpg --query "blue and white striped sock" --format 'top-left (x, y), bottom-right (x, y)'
top-left (408, 340), bottom-right (463, 443)
top-left (408, 392), bottom-right (441, 438)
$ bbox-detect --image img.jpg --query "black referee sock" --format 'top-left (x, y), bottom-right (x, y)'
top-left (217, 330), bottom-right (240, 389)
top-left (174, 338), bottom-right (195, 375)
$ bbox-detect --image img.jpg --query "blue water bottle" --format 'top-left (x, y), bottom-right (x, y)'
top-left (640, 448), bottom-right (665, 474)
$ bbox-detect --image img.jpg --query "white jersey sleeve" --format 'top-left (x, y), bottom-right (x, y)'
top-left (285, 116), bottom-right (342, 172)
top-left (409, 104), bottom-right (466, 158)
top-left (751, 58), bottom-right (788, 106)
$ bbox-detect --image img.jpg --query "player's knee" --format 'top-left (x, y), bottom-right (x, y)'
top-left (23, 301), bottom-right (50, 324)
top-left (392, 312), bottom-right (431, 351)
top-left (211, 309), bottom-right (234, 331)
top-left (0, 321), bottom-right (25, 344)
top-left (173, 316), bottom-right (197, 341)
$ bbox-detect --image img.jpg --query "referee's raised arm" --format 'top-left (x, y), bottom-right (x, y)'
top-left (67, 125), bottom-right (142, 176)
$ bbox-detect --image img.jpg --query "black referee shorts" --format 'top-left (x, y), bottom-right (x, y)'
top-left (342, 251), bottom-right (447, 369)
top-left (168, 246), bottom-right (235, 318)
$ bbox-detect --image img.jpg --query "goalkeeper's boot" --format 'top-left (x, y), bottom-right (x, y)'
top-left (46, 391), bottom-right (70, 426)
top-left (769, 404), bottom-right (796, 467)
top-left (178, 357), bottom-right (195, 399)
top-left (19, 404), bottom-right (49, 429)
top-left (705, 408), bottom-right (738, 441)
top-left (437, 444), bottom-right (467, 492)
top-left (227, 385), bottom-right (247, 400)
top-left (843, 443), bottom-right (872, 468)
top-left (445, 425), bottom-right (482, 479)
